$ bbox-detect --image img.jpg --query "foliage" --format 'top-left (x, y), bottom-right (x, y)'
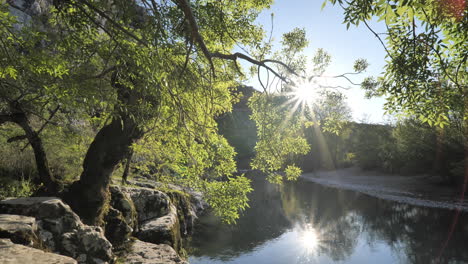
top-left (249, 93), bottom-right (310, 183)
top-left (0, 0), bottom-right (282, 223)
top-left (203, 175), bottom-right (253, 224)
top-left (0, 177), bottom-right (36, 200)
top-left (327, 0), bottom-right (467, 127)
top-left (343, 117), bottom-right (465, 184)
top-left (313, 91), bottom-right (352, 135)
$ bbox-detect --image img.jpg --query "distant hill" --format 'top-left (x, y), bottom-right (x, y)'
top-left (217, 86), bottom-right (258, 168)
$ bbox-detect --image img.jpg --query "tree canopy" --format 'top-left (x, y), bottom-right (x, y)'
top-left (327, 0), bottom-right (467, 127)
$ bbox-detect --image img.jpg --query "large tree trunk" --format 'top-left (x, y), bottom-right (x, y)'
top-left (67, 113), bottom-right (143, 225)
top-left (0, 112), bottom-right (59, 193)
top-left (67, 71), bottom-right (145, 225)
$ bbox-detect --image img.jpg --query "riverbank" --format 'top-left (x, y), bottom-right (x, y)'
top-left (301, 167), bottom-right (468, 211)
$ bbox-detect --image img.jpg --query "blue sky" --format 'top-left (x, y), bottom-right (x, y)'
top-left (245, 0), bottom-right (392, 123)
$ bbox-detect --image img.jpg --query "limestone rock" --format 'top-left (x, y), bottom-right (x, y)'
top-left (0, 238), bottom-right (77, 264)
top-left (0, 197), bottom-right (113, 264)
top-left (61, 226), bottom-right (113, 264)
top-left (0, 214), bottom-right (38, 246)
top-left (0, 197), bottom-right (82, 233)
top-left (125, 239), bottom-right (187, 264)
top-left (136, 204), bottom-right (181, 251)
top-left (121, 187), bottom-right (171, 223)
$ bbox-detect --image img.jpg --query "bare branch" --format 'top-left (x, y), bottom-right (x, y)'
top-left (363, 20), bottom-right (394, 60)
top-left (175, 0), bottom-right (215, 74)
top-left (7, 135), bottom-right (27, 143)
top-left (179, 41), bottom-right (194, 78)
top-left (331, 74), bottom-right (361, 86)
top-left (0, 114), bottom-right (13, 125)
top-left (174, 0), bottom-right (300, 82)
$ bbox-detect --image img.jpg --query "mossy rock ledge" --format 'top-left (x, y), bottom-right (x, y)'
top-left (0, 182), bottom-right (206, 264)
top-left (109, 183), bottom-right (208, 262)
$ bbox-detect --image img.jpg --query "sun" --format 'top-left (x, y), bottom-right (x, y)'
top-left (292, 82), bottom-right (316, 106)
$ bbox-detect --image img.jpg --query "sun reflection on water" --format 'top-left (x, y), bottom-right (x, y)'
top-left (301, 228), bottom-right (319, 251)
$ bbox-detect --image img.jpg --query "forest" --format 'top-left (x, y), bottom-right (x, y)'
top-left (0, 0), bottom-right (466, 263)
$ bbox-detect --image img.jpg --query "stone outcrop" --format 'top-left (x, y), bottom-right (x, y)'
top-left (125, 239), bottom-right (187, 264)
top-left (136, 204), bottom-right (181, 251)
top-left (0, 214), bottom-right (38, 246)
top-left (0, 182), bottom-right (207, 263)
top-left (0, 238), bottom-right (77, 264)
top-left (115, 186), bottom-right (183, 252)
top-left (123, 181), bottom-right (208, 236)
top-left (0, 197), bottom-right (113, 264)
top-left (121, 187), bottom-right (171, 224)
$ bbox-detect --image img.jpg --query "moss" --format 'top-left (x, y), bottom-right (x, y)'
top-left (155, 186), bottom-right (193, 259)
top-left (112, 237), bottom-right (137, 264)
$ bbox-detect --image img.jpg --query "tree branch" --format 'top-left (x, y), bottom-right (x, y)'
top-left (363, 20), bottom-right (394, 60)
top-left (174, 0), bottom-right (300, 82)
top-left (0, 114), bottom-right (13, 125)
top-left (76, 0), bottom-right (148, 47)
top-left (7, 135), bottom-right (27, 143)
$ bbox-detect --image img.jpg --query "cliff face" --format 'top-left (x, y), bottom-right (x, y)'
top-left (217, 86), bottom-right (258, 168)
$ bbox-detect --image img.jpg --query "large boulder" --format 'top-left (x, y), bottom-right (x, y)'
top-left (125, 239), bottom-right (187, 264)
top-left (124, 181), bottom-right (208, 235)
top-left (0, 238), bottom-right (77, 264)
top-left (0, 214), bottom-right (38, 246)
top-left (61, 226), bottom-right (113, 264)
top-left (0, 197), bottom-right (82, 234)
top-left (136, 204), bottom-right (181, 251)
top-left (121, 187), bottom-right (171, 224)
top-left (0, 197), bottom-right (113, 264)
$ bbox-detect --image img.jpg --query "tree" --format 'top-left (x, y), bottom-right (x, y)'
top-left (3, 0), bottom-right (316, 225)
top-left (326, 0), bottom-right (467, 127)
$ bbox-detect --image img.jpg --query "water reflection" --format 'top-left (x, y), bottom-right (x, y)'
top-left (188, 172), bottom-right (468, 264)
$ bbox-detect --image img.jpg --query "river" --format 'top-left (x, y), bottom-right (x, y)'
top-left (187, 172), bottom-right (468, 264)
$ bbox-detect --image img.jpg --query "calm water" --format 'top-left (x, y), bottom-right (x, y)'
top-left (188, 173), bottom-right (468, 264)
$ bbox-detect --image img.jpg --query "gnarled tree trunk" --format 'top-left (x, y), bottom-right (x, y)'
top-left (67, 71), bottom-right (145, 225)
top-left (67, 114), bottom-right (143, 225)
top-left (0, 111), bottom-right (59, 193)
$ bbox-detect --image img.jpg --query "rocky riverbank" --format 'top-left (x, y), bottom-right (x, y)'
top-left (0, 180), bottom-right (207, 264)
top-left (302, 167), bottom-right (468, 211)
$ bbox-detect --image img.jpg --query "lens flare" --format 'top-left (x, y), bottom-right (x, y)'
top-left (293, 83), bottom-right (315, 105)
top-left (300, 228), bottom-right (319, 251)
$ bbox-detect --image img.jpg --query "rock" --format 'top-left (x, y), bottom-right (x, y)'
top-left (0, 238), bottom-right (77, 264)
top-left (148, 181), bottom-right (208, 215)
top-left (187, 190), bottom-right (208, 215)
top-left (0, 214), bottom-right (38, 246)
top-left (61, 226), bottom-right (113, 264)
top-left (163, 191), bottom-right (196, 236)
top-left (125, 239), bottom-right (187, 264)
top-left (0, 197), bottom-right (113, 264)
top-left (0, 197), bottom-right (82, 233)
top-left (104, 208), bottom-right (132, 247)
top-left (109, 186), bottom-right (137, 230)
top-left (136, 204), bottom-right (181, 252)
top-left (127, 179), bottom-right (157, 189)
top-left (121, 187), bottom-right (171, 224)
